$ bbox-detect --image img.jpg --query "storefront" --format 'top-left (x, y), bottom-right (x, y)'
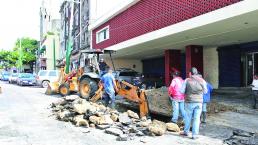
top-left (218, 41), bottom-right (258, 87)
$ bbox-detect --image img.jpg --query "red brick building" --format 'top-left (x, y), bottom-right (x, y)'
top-left (90, 0), bottom-right (258, 88)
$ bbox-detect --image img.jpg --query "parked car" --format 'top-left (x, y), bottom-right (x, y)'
top-left (17, 73), bottom-right (36, 86)
top-left (113, 68), bottom-right (144, 87)
top-left (36, 70), bottom-right (59, 88)
top-left (8, 73), bottom-right (19, 84)
top-left (1, 71), bottom-right (10, 81)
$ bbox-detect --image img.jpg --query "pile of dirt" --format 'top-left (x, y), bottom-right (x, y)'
top-left (50, 95), bottom-right (180, 141)
top-left (145, 87), bottom-right (171, 116)
top-left (145, 87), bottom-right (237, 116)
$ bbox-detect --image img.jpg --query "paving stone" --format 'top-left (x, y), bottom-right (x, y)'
top-left (105, 128), bottom-right (123, 136)
top-left (119, 112), bottom-right (131, 125)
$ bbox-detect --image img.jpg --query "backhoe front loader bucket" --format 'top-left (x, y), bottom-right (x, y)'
top-left (45, 81), bottom-right (60, 95)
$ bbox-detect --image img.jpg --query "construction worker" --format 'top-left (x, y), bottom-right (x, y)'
top-left (180, 67), bottom-right (207, 140)
top-left (99, 58), bottom-right (108, 76)
top-left (100, 67), bottom-right (118, 109)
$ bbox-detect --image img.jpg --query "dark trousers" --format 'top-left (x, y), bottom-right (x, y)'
top-left (253, 90), bottom-right (258, 109)
top-left (103, 91), bottom-right (115, 109)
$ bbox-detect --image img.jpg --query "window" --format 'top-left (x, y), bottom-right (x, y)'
top-left (48, 71), bottom-right (57, 77)
top-left (39, 70), bottom-right (47, 76)
top-left (96, 26), bottom-right (109, 43)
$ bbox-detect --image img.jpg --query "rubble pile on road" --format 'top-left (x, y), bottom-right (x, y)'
top-left (50, 95), bottom-right (181, 141)
top-left (224, 129), bottom-right (258, 145)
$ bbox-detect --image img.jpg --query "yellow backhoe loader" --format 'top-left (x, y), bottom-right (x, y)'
top-left (46, 49), bottom-right (150, 118)
top-left (45, 49), bottom-right (103, 97)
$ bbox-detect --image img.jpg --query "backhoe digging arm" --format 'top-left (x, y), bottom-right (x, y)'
top-left (91, 80), bottom-right (149, 118)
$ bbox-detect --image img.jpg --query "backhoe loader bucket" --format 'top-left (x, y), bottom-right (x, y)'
top-left (45, 81), bottom-right (60, 95)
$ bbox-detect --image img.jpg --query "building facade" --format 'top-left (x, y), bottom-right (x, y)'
top-left (59, 1), bottom-right (72, 65)
top-left (39, 0), bottom-right (61, 71)
top-left (90, 0), bottom-right (258, 88)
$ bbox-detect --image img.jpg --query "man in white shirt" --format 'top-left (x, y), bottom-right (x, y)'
top-left (251, 76), bottom-right (258, 109)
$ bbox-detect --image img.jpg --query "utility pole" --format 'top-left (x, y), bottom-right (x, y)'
top-left (19, 38), bottom-right (23, 73)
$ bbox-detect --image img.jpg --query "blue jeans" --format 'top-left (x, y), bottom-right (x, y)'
top-left (202, 103), bottom-right (207, 112)
top-left (103, 91), bottom-right (115, 109)
top-left (171, 98), bottom-right (186, 123)
top-left (184, 103), bottom-right (202, 137)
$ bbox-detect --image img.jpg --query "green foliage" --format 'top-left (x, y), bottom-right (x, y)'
top-left (47, 31), bottom-right (55, 35)
top-left (0, 37), bottom-right (38, 69)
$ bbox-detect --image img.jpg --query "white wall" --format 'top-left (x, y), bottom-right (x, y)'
top-left (89, 0), bottom-right (132, 24)
top-left (203, 47), bottom-right (219, 89)
top-left (104, 58), bottom-right (143, 73)
top-left (42, 35), bottom-right (60, 70)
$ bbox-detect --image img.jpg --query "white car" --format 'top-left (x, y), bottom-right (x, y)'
top-left (36, 70), bottom-right (59, 88)
top-left (8, 73), bottom-right (19, 84)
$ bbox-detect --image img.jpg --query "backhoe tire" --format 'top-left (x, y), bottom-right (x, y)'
top-left (79, 78), bottom-right (98, 99)
top-left (59, 83), bottom-right (70, 96)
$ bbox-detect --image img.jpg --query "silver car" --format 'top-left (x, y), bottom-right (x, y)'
top-left (36, 70), bottom-right (59, 88)
top-left (8, 73), bottom-right (19, 84)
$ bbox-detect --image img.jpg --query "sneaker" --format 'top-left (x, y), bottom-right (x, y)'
top-left (179, 132), bottom-right (189, 137)
top-left (192, 136), bottom-right (199, 140)
top-left (201, 121), bottom-right (206, 124)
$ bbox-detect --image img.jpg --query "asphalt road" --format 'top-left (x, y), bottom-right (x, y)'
top-left (1, 81), bottom-right (256, 145)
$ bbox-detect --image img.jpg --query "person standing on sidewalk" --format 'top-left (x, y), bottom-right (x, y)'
top-left (251, 75), bottom-right (258, 109)
top-left (180, 67), bottom-right (207, 139)
top-left (201, 82), bottom-right (213, 124)
top-left (168, 71), bottom-right (186, 123)
top-left (101, 67), bottom-right (118, 109)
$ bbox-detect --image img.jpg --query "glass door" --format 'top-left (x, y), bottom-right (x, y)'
top-left (245, 53), bottom-right (258, 86)
top-left (246, 53), bottom-right (253, 86)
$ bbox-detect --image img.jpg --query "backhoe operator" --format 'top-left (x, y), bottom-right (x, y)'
top-left (100, 67), bottom-right (118, 109)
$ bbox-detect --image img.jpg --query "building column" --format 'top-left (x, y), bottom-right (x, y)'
top-left (165, 50), bottom-right (181, 86)
top-left (185, 45), bottom-right (203, 77)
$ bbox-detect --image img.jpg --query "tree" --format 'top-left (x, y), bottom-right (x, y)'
top-left (13, 37), bottom-right (38, 70)
top-left (0, 37), bottom-right (38, 70)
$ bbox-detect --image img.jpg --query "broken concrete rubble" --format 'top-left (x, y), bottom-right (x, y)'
top-left (65, 95), bottom-right (79, 101)
top-left (224, 129), bottom-right (258, 145)
top-left (105, 127), bottom-right (123, 136)
top-left (89, 116), bottom-right (100, 125)
top-left (50, 94), bottom-right (183, 141)
top-left (99, 115), bottom-right (114, 125)
top-left (52, 98), bottom-right (67, 107)
top-left (73, 115), bottom-right (89, 127)
top-left (148, 120), bottom-right (167, 136)
top-left (127, 110), bottom-right (139, 119)
top-left (166, 123), bottom-right (180, 132)
top-left (110, 113), bottom-right (119, 122)
top-left (118, 112), bottom-right (131, 125)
